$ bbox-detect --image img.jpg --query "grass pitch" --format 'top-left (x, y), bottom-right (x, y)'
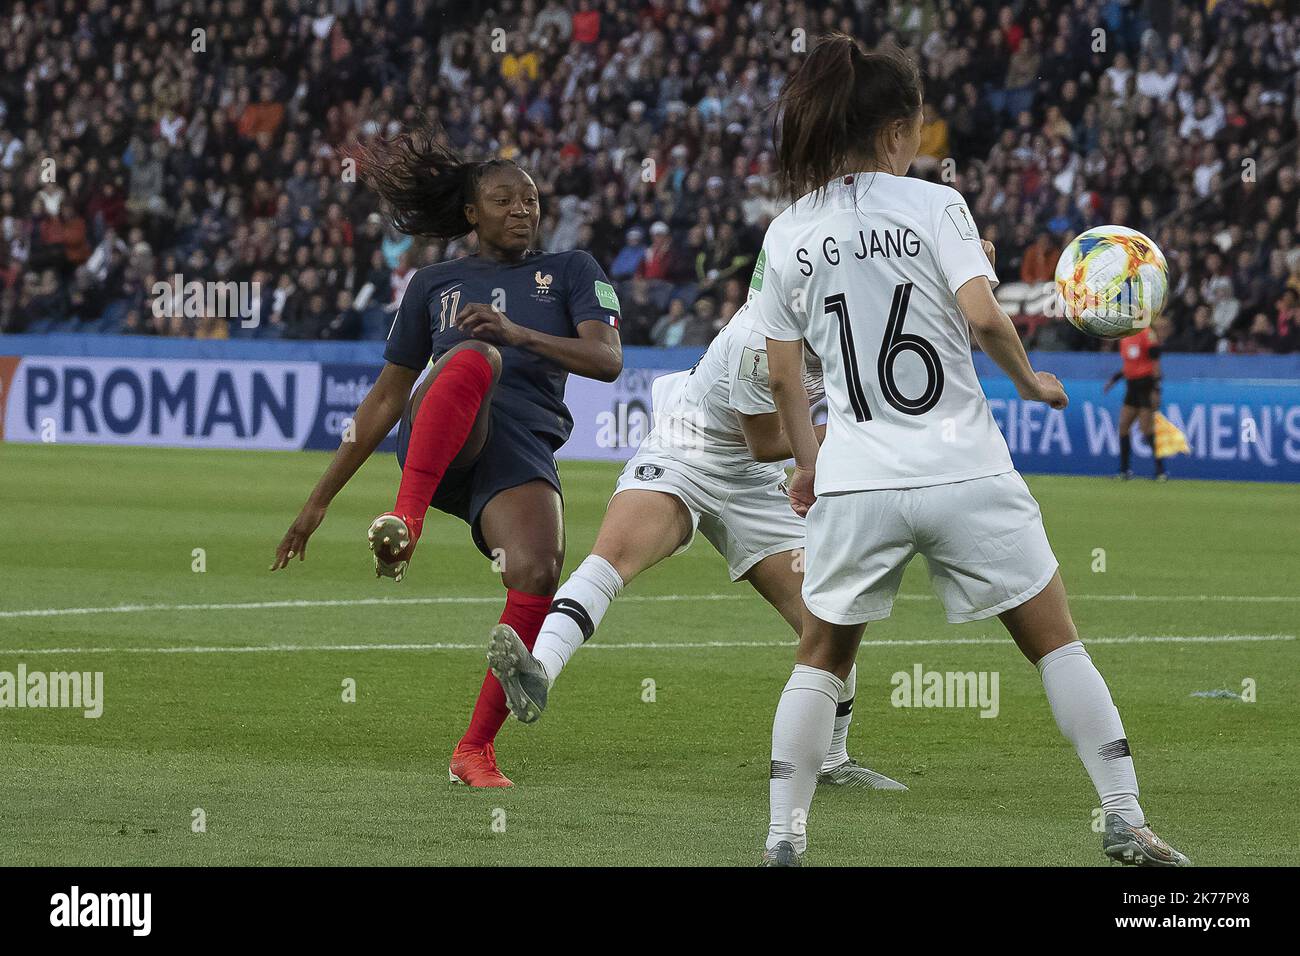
top-left (0, 442), bottom-right (1296, 866)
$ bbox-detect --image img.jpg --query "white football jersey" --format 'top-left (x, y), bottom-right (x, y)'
top-left (750, 172), bottom-right (1012, 493)
top-left (638, 300), bottom-right (824, 483)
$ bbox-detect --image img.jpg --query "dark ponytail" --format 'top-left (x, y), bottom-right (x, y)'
top-left (349, 118), bottom-right (523, 239)
top-left (774, 34), bottom-right (923, 201)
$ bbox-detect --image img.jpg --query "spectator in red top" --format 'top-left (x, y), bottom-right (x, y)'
top-left (59, 205), bottom-right (91, 268)
top-left (238, 82), bottom-right (285, 139)
top-left (552, 144), bottom-right (592, 198)
top-left (1276, 290), bottom-right (1300, 353)
top-left (637, 221), bottom-right (679, 282)
top-left (324, 203), bottom-right (354, 247)
top-left (0, 247), bottom-right (19, 292)
top-left (1019, 233), bottom-right (1059, 284)
top-left (998, 5), bottom-right (1024, 53)
top-left (28, 199), bottom-right (64, 272)
top-left (572, 0), bottom-right (599, 44)
top-left (85, 180), bottom-right (127, 238)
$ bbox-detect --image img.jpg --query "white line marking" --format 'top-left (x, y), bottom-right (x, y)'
top-left (2, 591), bottom-right (1298, 620)
top-left (4, 634), bottom-right (1293, 656)
top-left (0, 593), bottom-right (748, 620)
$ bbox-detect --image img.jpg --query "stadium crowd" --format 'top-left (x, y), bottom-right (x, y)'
top-left (1, 0), bottom-right (1298, 353)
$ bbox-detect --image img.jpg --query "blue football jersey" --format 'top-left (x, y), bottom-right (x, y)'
top-left (385, 250), bottom-right (621, 445)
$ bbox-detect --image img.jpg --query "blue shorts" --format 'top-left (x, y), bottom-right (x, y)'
top-left (397, 402), bottom-right (563, 558)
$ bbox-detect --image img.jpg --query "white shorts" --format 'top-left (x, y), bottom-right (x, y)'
top-left (612, 453), bottom-right (804, 581)
top-left (802, 470), bottom-right (1058, 625)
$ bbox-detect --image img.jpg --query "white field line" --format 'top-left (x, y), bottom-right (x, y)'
top-left (3, 634), bottom-right (1293, 656)
top-left (2, 591), bottom-right (1298, 621)
top-left (0, 593), bottom-right (749, 619)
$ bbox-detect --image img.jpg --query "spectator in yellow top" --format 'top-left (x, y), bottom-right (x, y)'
top-left (913, 102), bottom-right (948, 175)
top-left (196, 314), bottom-right (230, 340)
top-left (501, 36), bottom-right (539, 82)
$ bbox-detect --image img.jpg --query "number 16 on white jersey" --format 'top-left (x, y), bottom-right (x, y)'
top-left (748, 172), bottom-right (1014, 495)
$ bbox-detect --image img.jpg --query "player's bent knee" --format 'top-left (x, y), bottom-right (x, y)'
top-left (504, 551), bottom-right (563, 595)
top-left (450, 340), bottom-right (503, 380)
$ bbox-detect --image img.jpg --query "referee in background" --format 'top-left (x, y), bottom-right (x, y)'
top-left (1104, 325), bottom-right (1168, 480)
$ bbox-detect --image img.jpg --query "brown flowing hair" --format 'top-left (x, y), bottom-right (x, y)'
top-left (774, 33), bottom-right (923, 202)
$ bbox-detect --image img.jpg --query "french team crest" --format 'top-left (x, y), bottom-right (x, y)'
top-left (534, 271), bottom-right (553, 293)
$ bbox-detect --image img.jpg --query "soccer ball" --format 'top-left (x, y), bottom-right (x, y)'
top-left (1053, 225), bottom-right (1168, 339)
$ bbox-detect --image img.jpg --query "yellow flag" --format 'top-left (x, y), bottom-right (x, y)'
top-left (1154, 412), bottom-right (1189, 459)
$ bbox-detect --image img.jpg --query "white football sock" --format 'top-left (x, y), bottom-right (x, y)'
top-left (1037, 641), bottom-right (1145, 826)
top-left (820, 663), bottom-right (856, 772)
top-left (768, 664), bottom-right (843, 854)
top-left (532, 554), bottom-right (624, 684)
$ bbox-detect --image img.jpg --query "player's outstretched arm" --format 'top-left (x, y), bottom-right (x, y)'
top-left (956, 276), bottom-right (1068, 410)
top-left (271, 362), bottom-right (420, 570)
top-left (457, 303), bottom-right (623, 382)
top-left (765, 337), bottom-right (820, 516)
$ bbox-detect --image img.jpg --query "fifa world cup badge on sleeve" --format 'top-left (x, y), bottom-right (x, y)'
top-left (594, 280), bottom-right (621, 326)
top-left (740, 346), bottom-right (769, 387)
top-left (945, 203), bottom-right (979, 240)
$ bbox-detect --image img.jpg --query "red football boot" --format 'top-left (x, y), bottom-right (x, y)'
top-left (367, 512), bottom-right (423, 583)
top-left (448, 742), bottom-right (513, 788)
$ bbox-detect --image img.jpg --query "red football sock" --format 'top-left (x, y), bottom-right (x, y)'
top-left (394, 350), bottom-right (494, 522)
top-left (458, 588), bottom-right (553, 749)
